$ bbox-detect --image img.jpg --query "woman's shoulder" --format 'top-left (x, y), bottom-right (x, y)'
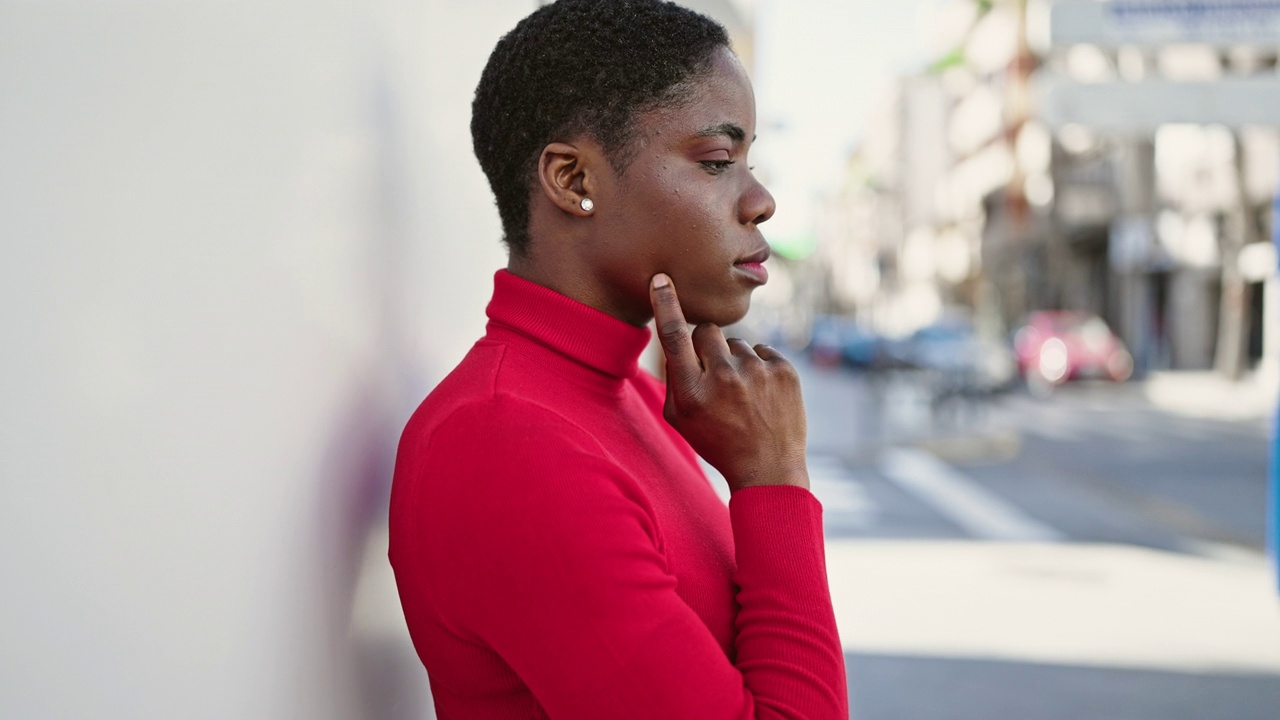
top-left (405, 387), bottom-right (600, 463)
top-left (390, 388), bottom-right (655, 554)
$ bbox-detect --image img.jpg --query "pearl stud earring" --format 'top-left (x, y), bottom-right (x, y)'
top-left (580, 198), bottom-right (595, 213)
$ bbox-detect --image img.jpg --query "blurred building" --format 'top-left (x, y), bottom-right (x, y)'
top-left (819, 0), bottom-right (1280, 381)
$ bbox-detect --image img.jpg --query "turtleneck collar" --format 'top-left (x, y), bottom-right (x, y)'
top-left (484, 270), bottom-right (652, 380)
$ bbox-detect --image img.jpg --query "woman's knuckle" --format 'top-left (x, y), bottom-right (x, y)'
top-left (660, 321), bottom-right (689, 343)
top-left (711, 360), bottom-right (738, 382)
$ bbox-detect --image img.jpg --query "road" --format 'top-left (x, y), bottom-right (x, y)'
top-left (787, 359), bottom-right (1280, 720)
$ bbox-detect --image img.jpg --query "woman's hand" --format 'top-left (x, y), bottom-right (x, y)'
top-left (649, 273), bottom-right (809, 493)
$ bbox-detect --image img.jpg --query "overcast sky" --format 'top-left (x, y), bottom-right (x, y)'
top-left (752, 0), bottom-right (940, 240)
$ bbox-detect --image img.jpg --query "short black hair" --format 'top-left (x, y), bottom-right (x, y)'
top-left (471, 0), bottom-right (730, 256)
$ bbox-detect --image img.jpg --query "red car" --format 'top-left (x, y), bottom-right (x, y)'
top-left (1014, 311), bottom-right (1133, 386)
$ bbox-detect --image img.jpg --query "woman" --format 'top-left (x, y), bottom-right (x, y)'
top-left (388, 1), bottom-right (848, 717)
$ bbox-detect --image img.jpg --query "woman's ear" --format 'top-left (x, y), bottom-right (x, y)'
top-left (537, 142), bottom-right (600, 217)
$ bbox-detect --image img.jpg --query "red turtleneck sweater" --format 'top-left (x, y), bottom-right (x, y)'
top-left (389, 270), bottom-right (847, 719)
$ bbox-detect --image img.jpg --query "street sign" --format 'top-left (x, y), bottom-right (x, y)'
top-left (1051, 0), bottom-right (1280, 48)
top-left (1038, 76), bottom-right (1280, 130)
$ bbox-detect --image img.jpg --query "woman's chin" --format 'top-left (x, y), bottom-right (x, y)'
top-left (685, 296), bottom-right (751, 328)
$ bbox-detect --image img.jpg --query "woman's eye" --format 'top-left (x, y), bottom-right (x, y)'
top-left (700, 159), bottom-right (736, 174)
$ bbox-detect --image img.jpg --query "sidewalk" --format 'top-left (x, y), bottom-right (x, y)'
top-left (1142, 366), bottom-right (1278, 422)
top-left (826, 539), bottom-right (1280, 675)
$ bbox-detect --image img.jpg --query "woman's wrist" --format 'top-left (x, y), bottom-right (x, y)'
top-left (729, 462), bottom-right (809, 492)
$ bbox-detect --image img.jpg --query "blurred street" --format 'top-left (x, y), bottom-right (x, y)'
top-left (788, 358), bottom-right (1280, 720)
top-left (800, 361), bottom-right (1269, 551)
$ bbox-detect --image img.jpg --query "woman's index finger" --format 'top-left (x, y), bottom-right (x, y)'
top-left (649, 274), bottom-right (700, 385)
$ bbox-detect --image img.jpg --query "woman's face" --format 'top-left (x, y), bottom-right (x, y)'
top-left (589, 46), bottom-right (775, 327)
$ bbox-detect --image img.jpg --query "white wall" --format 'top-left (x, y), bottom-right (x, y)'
top-left (0, 2), bottom-right (527, 718)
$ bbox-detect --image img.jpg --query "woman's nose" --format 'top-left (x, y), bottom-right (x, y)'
top-left (740, 176), bottom-right (776, 226)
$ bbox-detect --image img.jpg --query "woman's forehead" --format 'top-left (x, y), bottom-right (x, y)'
top-left (637, 58), bottom-right (756, 144)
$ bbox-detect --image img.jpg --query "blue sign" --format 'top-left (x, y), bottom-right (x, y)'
top-left (1274, 191), bottom-right (1280, 593)
top-left (1110, 1), bottom-right (1280, 40)
top-left (1053, 0), bottom-right (1280, 48)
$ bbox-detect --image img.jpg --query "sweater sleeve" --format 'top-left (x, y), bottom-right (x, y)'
top-left (399, 398), bottom-right (847, 720)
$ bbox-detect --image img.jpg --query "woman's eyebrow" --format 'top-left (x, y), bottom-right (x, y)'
top-left (694, 122), bottom-right (753, 144)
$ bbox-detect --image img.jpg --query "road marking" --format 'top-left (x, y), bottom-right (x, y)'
top-left (808, 454), bottom-right (878, 526)
top-left (880, 447), bottom-right (1065, 542)
top-left (702, 454), bottom-right (880, 527)
top-left (1179, 539), bottom-right (1269, 567)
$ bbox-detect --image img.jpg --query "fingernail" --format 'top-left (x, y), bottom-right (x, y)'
top-left (652, 274), bottom-right (671, 289)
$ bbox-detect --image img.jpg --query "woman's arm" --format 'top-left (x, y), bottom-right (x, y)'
top-left (397, 398), bottom-right (846, 719)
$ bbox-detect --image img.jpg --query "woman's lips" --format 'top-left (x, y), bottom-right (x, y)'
top-left (734, 261), bottom-right (769, 284)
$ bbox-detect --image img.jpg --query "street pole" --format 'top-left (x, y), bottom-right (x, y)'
top-left (1272, 396), bottom-right (1278, 595)
top-left (1271, 192), bottom-right (1280, 596)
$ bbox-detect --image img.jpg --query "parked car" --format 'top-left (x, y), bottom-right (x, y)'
top-left (1013, 311), bottom-right (1133, 387)
top-left (888, 320), bottom-right (1016, 390)
top-left (806, 315), bottom-right (846, 367)
top-left (806, 315), bottom-right (883, 369)
top-left (838, 323), bottom-right (883, 369)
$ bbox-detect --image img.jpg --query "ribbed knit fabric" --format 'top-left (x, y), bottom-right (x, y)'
top-left (389, 270), bottom-right (848, 719)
